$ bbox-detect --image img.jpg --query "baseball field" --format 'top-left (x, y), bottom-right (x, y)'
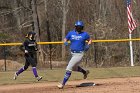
top-left (0, 66), bottom-right (140, 93)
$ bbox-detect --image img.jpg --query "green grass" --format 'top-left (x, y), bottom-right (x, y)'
top-left (0, 66), bottom-right (140, 85)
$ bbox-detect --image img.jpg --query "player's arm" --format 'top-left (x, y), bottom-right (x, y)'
top-left (84, 33), bottom-right (92, 51)
top-left (64, 38), bottom-right (69, 46)
top-left (23, 40), bottom-right (29, 53)
top-left (64, 38), bottom-right (68, 42)
top-left (87, 38), bottom-right (92, 45)
top-left (19, 40), bottom-right (28, 52)
top-left (64, 32), bottom-right (71, 46)
top-left (34, 41), bottom-right (38, 51)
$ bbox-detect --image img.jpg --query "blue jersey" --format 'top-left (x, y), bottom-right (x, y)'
top-left (65, 30), bottom-right (90, 51)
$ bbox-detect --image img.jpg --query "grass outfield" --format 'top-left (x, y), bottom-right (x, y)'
top-left (0, 66), bottom-right (140, 85)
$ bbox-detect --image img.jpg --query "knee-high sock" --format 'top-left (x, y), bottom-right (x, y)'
top-left (77, 66), bottom-right (86, 74)
top-left (62, 71), bottom-right (71, 85)
top-left (32, 67), bottom-right (38, 77)
top-left (16, 67), bottom-right (25, 75)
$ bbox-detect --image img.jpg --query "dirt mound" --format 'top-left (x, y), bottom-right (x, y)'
top-left (0, 60), bottom-right (22, 71)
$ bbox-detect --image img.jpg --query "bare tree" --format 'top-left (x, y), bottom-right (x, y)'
top-left (44, 0), bottom-right (53, 69)
top-left (31, 0), bottom-right (44, 64)
top-left (0, 0), bottom-right (140, 67)
top-left (61, 0), bottom-right (70, 60)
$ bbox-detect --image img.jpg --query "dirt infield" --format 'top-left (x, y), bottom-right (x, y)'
top-left (0, 77), bottom-right (140, 93)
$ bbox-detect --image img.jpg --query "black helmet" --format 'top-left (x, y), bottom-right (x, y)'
top-left (26, 31), bottom-right (36, 40)
top-left (28, 31), bottom-right (36, 36)
top-left (26, 31), bottom-right (36, 37)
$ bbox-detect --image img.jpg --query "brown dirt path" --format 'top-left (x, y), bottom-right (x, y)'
top-left (0, 77), bottom-right (140, 93)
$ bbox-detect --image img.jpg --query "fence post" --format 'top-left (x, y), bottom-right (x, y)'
top-left (3, 46), bottom-right (7, 71)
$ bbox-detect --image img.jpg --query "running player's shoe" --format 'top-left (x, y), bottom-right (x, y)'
top-left (57, 83), bottom-right (64, 89)
top-left (36, 76), bottom-right (42, 81)
top-left (13, 72), bottom-right (18, 80)
top-left (83, 70), bottom-right (90, 79)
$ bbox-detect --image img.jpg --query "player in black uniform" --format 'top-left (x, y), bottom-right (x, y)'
top-left (13, 31), bottom-right (42, 81)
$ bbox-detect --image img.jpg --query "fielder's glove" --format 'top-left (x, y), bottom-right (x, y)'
top-left (84, 45), bottom-right (90, 51)
top-left (64, 42), bottom-right (68, 46)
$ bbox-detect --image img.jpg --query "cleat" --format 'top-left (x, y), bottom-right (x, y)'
top-left (83, 70), bottom-right (90, 79)
top-left (57, 83), bottom-right (64, 89)
top-left (13, 72), bottom-right (18, 80)
top-left (36, 76), bottom-right (42, 81)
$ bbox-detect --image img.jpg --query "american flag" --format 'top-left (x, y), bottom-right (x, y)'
top-left (127, 0), bottom-right (137, 33)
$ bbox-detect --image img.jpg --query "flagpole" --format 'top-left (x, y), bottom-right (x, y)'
top-left (127, 0), bottom-right (136, 66)
top-left (129, 33), bottom-right (134, 66)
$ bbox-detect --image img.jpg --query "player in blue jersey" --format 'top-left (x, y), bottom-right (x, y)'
top-left (57, 21), bottom-right (92, 89)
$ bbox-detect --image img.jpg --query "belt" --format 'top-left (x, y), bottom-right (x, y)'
top-left (71, 50), bottom-right (83, 53)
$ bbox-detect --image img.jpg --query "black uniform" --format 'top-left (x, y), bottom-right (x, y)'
top-left (20, 38), bottom-right (38, 70)
top-left (14, 31), bottom-right (42, 81)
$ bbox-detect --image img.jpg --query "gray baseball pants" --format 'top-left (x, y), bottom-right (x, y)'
top-left (66, 52), bottom-right (84, 71)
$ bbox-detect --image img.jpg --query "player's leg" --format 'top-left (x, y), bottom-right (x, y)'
top-left (76, 66), bottom-right (89, 79)
top-left (66, 52), bottom-right (84, 71)
top-left (16, 63), bottom-right (29, 75)
top-left (58, 52), bottom-right (83, 88)
top-left (13, 56), bottom-right (30, 80)
top-left (58, 70), bottom-right (72, 89)
top-left (30, 54), bottom-right (42, 81)
top-left (72, 53), bottom-right (89, 79)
